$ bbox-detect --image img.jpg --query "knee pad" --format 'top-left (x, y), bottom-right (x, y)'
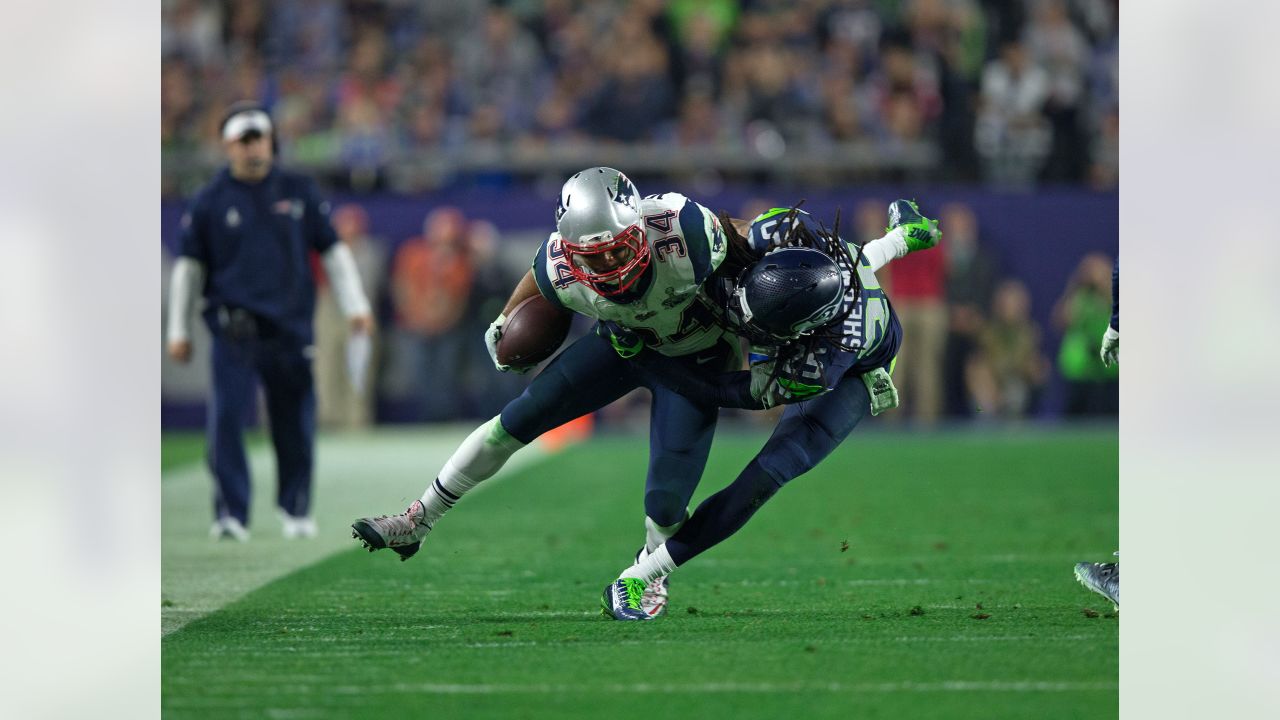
top-left (644, 489), bottom-right (689, 528)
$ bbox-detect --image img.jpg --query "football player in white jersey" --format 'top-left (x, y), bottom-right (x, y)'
top-left (351, 167), bottom-right (736, 618)
top-left (350, 168), bottom-right (933, 619)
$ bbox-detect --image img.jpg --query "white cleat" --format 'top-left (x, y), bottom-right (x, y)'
top-left (635, 547), bottom-right (670, 617)
top-left (351, 500), bottom-right (431, 561)
top-left (281, 511), bottom-right (318, 540)
top-left (210, 517), bottom-right (250, 542)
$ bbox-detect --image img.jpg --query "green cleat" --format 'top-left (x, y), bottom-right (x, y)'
top-left (886, 199), bottom-right (941, 253)
top-left (601, 577), bottom-right (653, 621)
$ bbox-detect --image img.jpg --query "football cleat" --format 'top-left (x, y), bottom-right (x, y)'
top-left (351, 500), bottom-right (431, 561)
top-left (601, 578), bottom-right (653, 621)
top-left (886, 199), bottom-right (940, 253)
top-left (635, 548), bottom-right (670, 618)
top-left (1074, 560), bottom-right (1119, 609)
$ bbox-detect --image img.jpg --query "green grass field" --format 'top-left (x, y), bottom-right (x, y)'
top-left (162, 426), bottom-right (1117, 719)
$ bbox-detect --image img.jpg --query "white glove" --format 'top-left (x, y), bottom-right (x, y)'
top-left (484, 314), bottom-right (533, 374)
top-left (1099, 325), bottom-right (1119, 367)
top-left (861, 366), bottom-right (899, 416)
top-left (749, 351), bottom-right (782, 409)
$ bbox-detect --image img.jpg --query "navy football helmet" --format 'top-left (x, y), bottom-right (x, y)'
top-left (730, 247), bottom-right (847, 343)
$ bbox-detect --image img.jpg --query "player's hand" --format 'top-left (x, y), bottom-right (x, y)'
top-left (485, 314), bottom-right (533, 374)
top-left (168, 339), bottom-right (193, 364)
top-left (1099, 325), bottom-right (1119, 367)
top-left (349, 313), bottom-right (374, 335)
top-left (748, 352), bottom-right (779, 408)
top-left (597, 321), bottom-right (642, 358)
top-left (861, 366), bottom-right (899, 416)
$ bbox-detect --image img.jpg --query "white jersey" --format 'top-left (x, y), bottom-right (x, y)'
top-left (532, 193), bottom-right (728, 357)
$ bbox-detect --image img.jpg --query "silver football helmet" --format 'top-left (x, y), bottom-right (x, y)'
top-left (555, 167), bottom-right (649, 297)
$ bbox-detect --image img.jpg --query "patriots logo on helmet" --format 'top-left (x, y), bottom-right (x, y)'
top-left (613, 174), bottom-right (636, 210)
top-left (555, 191), bottom-right (570, 223)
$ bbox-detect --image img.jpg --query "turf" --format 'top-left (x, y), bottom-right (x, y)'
top-left (161, 431), bottom-right (265, 472)
top-left (162, 427), bottom-right (1117, 719)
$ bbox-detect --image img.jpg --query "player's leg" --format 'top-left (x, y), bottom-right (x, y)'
top-left (629, 383), bottom-right (720, 617)
top-left (207, 336), bottom-right (259, 539)
top-left (643, 385), bottom-right (719, 543)
top-left (353, 330), bottom-right (640, 559)
top-left (258, 338), bottom-right (318, 536)
top-left (615, 374), bottom-right (872, 595)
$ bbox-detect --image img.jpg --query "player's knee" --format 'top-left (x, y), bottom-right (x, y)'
top-left (644, 489), bottom-right (687, 527)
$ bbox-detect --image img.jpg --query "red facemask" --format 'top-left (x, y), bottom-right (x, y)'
top-left (562, 224), bottom-right (651, 297)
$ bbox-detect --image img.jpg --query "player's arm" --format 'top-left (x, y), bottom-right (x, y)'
top-left (167, 194), bottom-right (211, 363)
top-left (166, 257), bottom-right (204, 363)
top-left (302, 180), bottom-right (373, 334)
top-left (628, 351), bottom-right (760, 409)
top-left (320, 244), bottom-right (373, 333)
top-left (501, 269), bottom-right (542, 315)
top-left (1100, 259), bottom-right (1119, 366)
top-left (486, 235), bottom-right (568, 373)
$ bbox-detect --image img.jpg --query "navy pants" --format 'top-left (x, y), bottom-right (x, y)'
top-left (665, 372), bottom-right (872, 565)
top-left (207, 332), bottom-right (316, 524)
top-left (501, 329), bottom-right (732, 528)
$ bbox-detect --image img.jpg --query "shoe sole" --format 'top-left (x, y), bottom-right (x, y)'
top-left (351, 521), bottom-right (387, 550)
top-left (351, 521), bottom-right (421, 561)
top-left (1073, 565), bottom-right (1119, 610)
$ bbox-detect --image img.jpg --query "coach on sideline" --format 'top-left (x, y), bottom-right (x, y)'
top-left (166, 101), bottom-right (373, 541)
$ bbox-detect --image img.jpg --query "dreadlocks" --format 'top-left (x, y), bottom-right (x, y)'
top-left (717, 202), bottom-right (870, 399)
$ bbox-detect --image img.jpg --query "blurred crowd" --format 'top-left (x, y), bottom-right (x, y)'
top-left (286, 198), bottom-right (1116, 428)
top-left (162, 0), bottom-right (1119, 193)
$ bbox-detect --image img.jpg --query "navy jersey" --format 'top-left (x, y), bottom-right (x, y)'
top-left (721, 207), bottom-right (902, 389)
top-left (179, 167), bottom-right (338, 343)
top-left (631, 207), bottom-right (902, 408)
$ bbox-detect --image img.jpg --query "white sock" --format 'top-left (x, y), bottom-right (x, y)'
top-left (620, 544), bottom-right (678, 583)
top-left (645, 512), bottom-right (687, 553)
top-left (420, 416), bottom-right (524, 526)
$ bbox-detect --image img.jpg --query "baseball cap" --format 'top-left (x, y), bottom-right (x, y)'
top-left (221, 108), bottom-right (273, 142)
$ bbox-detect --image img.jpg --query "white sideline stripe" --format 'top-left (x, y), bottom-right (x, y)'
top-left (381, 680), bottom-right (1117, 694)
top-left (167, 681), bottom-right (1117, 701)
top-left (456, 634), bottom-right (1100, 649)
top-left (161, 427), bottom-right (551, 637)
top-left (696, 553), bottom-right (1116, 567)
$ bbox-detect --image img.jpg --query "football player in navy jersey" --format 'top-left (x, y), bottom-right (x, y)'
top-left (601, 202), bottom-right (942, 620)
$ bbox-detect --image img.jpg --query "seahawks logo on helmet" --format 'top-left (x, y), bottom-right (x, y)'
top-left (733, 247), bottom-right (847, 342)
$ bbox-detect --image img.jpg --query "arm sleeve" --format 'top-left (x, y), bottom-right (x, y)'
top-left (321, 243), bottom-right (372, 318)
top-left (166, 257), bottom-right (205, 343)
top-left (304, 179), bottom-right (339, 253)
top-left (860, 230), bottom-right (908, 273)
top-left (1110, 259), bottom-right (1119, 330)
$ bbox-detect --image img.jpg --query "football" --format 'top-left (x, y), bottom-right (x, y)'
top-left (497, 294), bottom-right (573, 367)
